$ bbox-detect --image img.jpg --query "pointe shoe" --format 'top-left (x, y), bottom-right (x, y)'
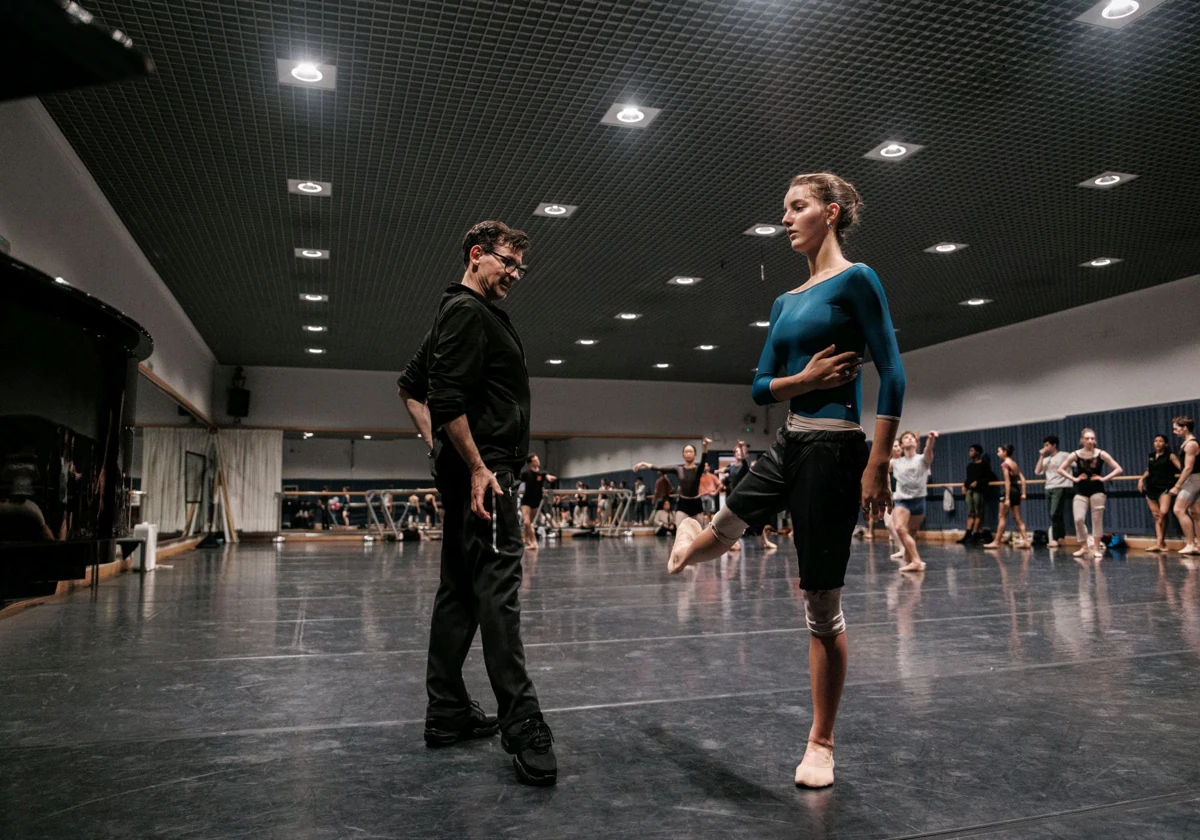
top-left (898, 560), bottom-right (926, 573)
top-left (795, 741), bottom-right (835, 789)
top-left (668, 518), bottom-right (705, 574)
top-left (890, 549), bottom-right (906, 561)
top-left (1179, 544), bottom-right (1200, 555)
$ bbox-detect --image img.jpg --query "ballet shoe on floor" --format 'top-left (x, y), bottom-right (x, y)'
top-left (795, 741), bottom-right (835, 789)
top-left (668, 518), bottom-right (704, 574)
top-left (898, 560), bottom-right (926, 573)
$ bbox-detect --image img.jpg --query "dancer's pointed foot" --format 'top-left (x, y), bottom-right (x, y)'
top-left (982, 542), bottom-right (1001, 549)
top-left (667, 518), bottom-right (705, 574)
top-left (890, 549), bottom-right (906, 561)
top-left (795, 741), bottom-right (835, 789)
top-left (898, 560), bottom-right (926, 573)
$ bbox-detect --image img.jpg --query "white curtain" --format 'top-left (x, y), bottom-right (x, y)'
top-left (215, 429), bottom-right (283, 532)
top-left (141, 427), bottom-right (213, 532)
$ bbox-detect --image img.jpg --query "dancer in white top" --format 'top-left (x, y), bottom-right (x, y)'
top-left (1057, 428), bottom-right (1123, 559)
top-left (1170, 416), bottom-right (1200, 556)
top-left (891, 430), bottom-right (938, 573)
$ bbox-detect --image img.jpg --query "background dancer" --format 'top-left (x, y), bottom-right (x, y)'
top-left (1057, 428), bottom-right (1124, 560)
top-left (635, 437), bottom-right (712, 526)
top-left (891, 430), bottom-right (938, 572)
top-left (665, 172), bottom-right (905, 790)
top-left (1138, 435), bottom-right (1180, 552)
top-left (1172, 417), bottom-right (1200, 555)
top-left (983, 444), bottom-right (1029, 549)
top-left (519, 454), bottom-right (555, 550)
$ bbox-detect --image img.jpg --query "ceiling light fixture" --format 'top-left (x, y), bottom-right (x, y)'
top-left (654, 363), bottom-right (670, 369)
top-left (1077, 0), bottom-right (1165, 29)
top-left (925, 242), bottom-right (968, 254)
top-left (576, 339), bottom-right (597, 346)
top-left (615, 313), bottom-right (641, 320)
top-left (696, 344), bottom-right (717, 351)
top-left (864, 140), bottom-right (925, 161)
top-left (667, 276), bottom-right (703, 286)
top-left (600, 102), bottom-right (662, 129)
top-left (54, 276), bottom-right (69, 285)
top-left (534, 202), bottom-right (578, 218)
top-left (751, 320), bottom-right (770, 328)
top-left (303, 325), bottom-right (327, 332)
top-left (302, 432), bottom-right (314, 439)
top-left (300, 293), bottom-right (328, 302)
top-left (295, 248), bottom-right (329, 259)
top-left (744, 224), bottom-right (782, 237)
top-left (960, 298), bottom-right (992, 307)
top-left (1082, 257), bottom-right (1122, 267)
top-left (298, 181), bottom-right (321, 193)
top-left (1079, 171), bottom-right (1137, 189)
top-left (546, 359), bottom-right (564, 365)
top-left (277, 59), bottom-right (337, 89)
top-left (288, 178), bottom-right (332, 197)
top-left (306, 347), bottom-right (326, 354)
top-left (363, 435), bottom-right (372, 440)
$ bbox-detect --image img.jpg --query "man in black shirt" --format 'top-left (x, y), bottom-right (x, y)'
top-left (959, 443), bottom-right (991, 544)
top-left (397, 220), bottom-right (556, 786)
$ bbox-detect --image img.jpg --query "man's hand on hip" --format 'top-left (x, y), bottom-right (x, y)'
top-left (471, 465), bottom-right (503, 520)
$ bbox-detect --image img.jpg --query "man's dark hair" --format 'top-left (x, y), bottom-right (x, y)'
top-left (968, 443), bottom-right (982, 456)
top-left (1043, 435), bottom-right (1059, 447)
top-left (461, 220), bottom-right (530, 267)
top-left (526, 454), bottom-right (537, 464)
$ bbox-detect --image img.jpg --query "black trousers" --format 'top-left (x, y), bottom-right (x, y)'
top-left (426, 469), bottom-right (540, 732)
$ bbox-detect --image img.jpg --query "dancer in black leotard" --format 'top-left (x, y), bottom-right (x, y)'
top-left (635, 438), bottom-right (712, 524)
top-left (519, 454), bottom-right (556, 550)
top-left (1139, 435), bottom-right (1180, 552)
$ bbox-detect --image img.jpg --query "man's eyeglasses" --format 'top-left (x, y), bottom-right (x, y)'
top-left (483, 248), bottom-right (528, 279)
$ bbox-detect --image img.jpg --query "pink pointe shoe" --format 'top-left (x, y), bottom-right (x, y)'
top-left (668, 518), bottom-right (704, 574)
top-left (795, 741), bottom-right (835, 788)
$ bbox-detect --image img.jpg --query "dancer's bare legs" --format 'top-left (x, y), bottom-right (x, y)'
top-left (893, 506), bottom-right (926, 572)
top-left (984, 504), bottom-right (1010, 549)
top-left (797, 629), bottom-right (847, 787)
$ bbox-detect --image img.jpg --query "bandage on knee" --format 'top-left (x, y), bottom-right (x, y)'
top-left (804, 588), bottom-right (845, 638)
top-left (710, 506), bottom-right (748, 545)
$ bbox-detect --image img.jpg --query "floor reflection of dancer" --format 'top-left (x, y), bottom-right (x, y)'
top-left (1171, 416), bottom-right (1200, 555)
top-left (891, 430), bottom-right (938, 572)
top-left (665, 172), bottom-right (905, 789)
top-left (519, 454), bottom-right (555, 550)
top-left (1139, 435), bottom-right (1180, 552)
top-left (635, 437), bottom-right (712, 526)
top-left (984, 444), bottom-right (1029, 549)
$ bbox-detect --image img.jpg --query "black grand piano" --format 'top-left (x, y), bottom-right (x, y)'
top-left (0, 0), bottom-right (154, 604)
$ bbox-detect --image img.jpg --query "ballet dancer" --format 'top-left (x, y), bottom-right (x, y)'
top-left (1139, 435), bottom-right (1180, 552)
top-left (1057, 428), bottom-right (1124, 559)
top-left (519, 455), bottom-right (556, 550)
top-left (886, 439), bottom-right (905, 559)
top-left (666, 172), bottom-right (904, 789)
top-left (1171, 416), bottom-right (1200, 555)
top-left (891, 430), bottom-right (938, 572)
top-left (983, 444), bottom-right (1029, 549)
top-left (634, 437), bottom-right (712, 526)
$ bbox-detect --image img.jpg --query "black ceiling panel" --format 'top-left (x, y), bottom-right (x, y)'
top-left (41, 0), bottom-right (1200, 383)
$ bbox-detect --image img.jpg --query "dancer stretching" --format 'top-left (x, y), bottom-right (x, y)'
top-left (667, 172), bottom-right (904, 789)
top-left (635, 438), bottom-right (712, 524)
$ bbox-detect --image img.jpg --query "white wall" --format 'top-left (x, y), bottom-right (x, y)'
top-left (860, 273), bottom-right (1200, 435)
top-left (547, 437), bottom-right (725, 479)
top-left (0, 99), bottom-right (216, 420)
top-left (283, 437), bottom-right (548, 481)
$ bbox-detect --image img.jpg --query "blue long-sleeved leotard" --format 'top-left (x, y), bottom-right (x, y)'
top-left (751, 263), bottom-right (905, 423)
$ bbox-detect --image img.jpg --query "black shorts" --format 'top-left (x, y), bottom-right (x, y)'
top-left (676, 496), bottom-right (704, 517)
top-left (725, 428), bottom-right (868, 591)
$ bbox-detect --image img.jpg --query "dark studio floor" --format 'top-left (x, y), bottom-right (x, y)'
top-left (2, 536), bottom-right (1199, 839)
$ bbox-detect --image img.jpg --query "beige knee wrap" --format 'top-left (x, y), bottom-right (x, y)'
top-left (804, 588), bottom-right (845, 638)
top-left (710, 506), bottom-right (748, 545)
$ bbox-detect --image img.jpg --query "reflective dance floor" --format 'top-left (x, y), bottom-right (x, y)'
top-left (3, 537), bottom-right (1199, 838)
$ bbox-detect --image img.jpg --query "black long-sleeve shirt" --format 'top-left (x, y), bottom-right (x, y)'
top-left (398, 284), bottom-right (531, 478)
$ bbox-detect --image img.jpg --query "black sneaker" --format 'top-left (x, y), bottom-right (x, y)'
top-left (956, 532), bottom-right (973, 545)
top-left (423, 701), bottom-right (499, 747)
top-left (501, 717), bottom-right (557, 786)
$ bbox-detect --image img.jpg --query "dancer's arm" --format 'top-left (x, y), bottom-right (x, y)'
top-left (1099, 450), bottom-right (1124, 481)
top-left (923, 431), bottom-right (939, 468)
top-left (1057, 453), bottom-right (1078, 482)
top-left (398, 330), bottom-right (434, 449)
top-left (1172, 444), bottom-right (1197, 494)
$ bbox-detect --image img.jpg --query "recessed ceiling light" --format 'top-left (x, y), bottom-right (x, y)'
top-left (654, 363), bottom-right (670, 369)
top-left (600, 102), bottom-right (662, 129)
top-left (615, 312), bottom-right (642, 320)
top-left (864, 140), bottom-right (925, 162)
top-left (960, 298), bottom-right (992, 307)
top-left (1078, 171), bottom-right (1138, 190)
top-left (295, 248), bottom-right (329, 259)
top-left (306, 347), bottom-right (326, 354)
top-left (54, 276), bottom-right (69, 285)
top-left (744, 224), bottom-right (782, 237)
top-left (576, 338), bottom-right (597, 346)
top-left (751, 320), bottom-right (770, 328)
top-left (363, 435), bottom-right (372, 440)
top-left (1077, 0), bottom-right (1164, 28)
top-left (534, 202), bottom-right (578, 218)
top-left (1082, 257), bottom-right (1122, 267)
top-left (303, 325), bottom-right (327, 332)
top-left (276, 59), bottom-right (337, 90)
top-left (300, 293), bottom-right (328, 302)
top-left (667, 276), bottom-right (703, 286)
top-left (288, 178), bottom-right (332, 197)
top-left (302, 432), bottom-right (314, 439)
top-left (546, 359), bottom-right (564, 365)
top-left (925, 242), bottom-right (968, 254)
top-left (696, 344), bottom-right (717, 351)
